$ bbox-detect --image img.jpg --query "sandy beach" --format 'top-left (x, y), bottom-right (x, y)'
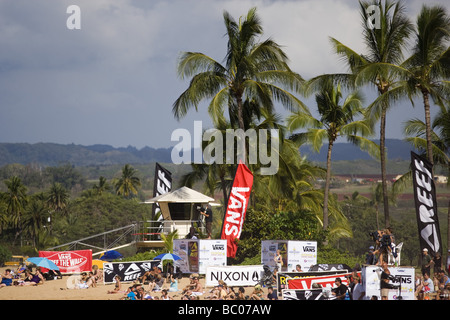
top-left (0, 266), bottom-right (268, 301)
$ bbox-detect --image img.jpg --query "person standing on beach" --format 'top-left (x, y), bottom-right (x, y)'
top-left (200, 204), bottom-right (213, 239)
top-left (274, 250), bottom-right (283, 271)
top-left (421, 248), bottom-right (432, 276)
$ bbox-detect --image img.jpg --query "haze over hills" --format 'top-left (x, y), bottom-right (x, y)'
top-left (299, 139), bottom-right (418, 162)
top-left (0, 139), bottom-right (417, 167)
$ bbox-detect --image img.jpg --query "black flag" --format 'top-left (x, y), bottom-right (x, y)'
top-left (411, 151), bottom-right (442, 257)
top-left (152, 163), bottom-right (172, 218)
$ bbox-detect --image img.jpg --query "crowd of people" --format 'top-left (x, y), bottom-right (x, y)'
top-left (1, 240), bottom-right (449, 301)
top-left (107, 265), bottom-right (277, 301)
top-left (0, 265), bottom-right (55, 287)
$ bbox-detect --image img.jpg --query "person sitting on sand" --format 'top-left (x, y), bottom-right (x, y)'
top-left (85, 271), bottom-right (97, 288)
top-left (148, 274), bottom-right (165, 292)
top-left (168, 274), bottom-right (178, 292)
top-left (0, 269), bottom-right (13, 287)
top-left (31, 268), bottom-right (45, 285)
top-left (185, 276), bottom-right (203, 297)
top-left (92, 265), bottom-right (103, 283)
top-left (107, 275), bottom-right (122, 294)
top-left (19, 269), bottom-right (39, 286)
top-left (250, 284), bottom-right (264, 300)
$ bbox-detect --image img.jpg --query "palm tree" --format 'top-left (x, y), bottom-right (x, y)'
top-left (331, 0), bottom-right (413, 228)
top-left (2, 176), bottom-right (28, 244)
top-left (287, 80), bottom-right (379, 231)
top-left (47, 182), bottom-right (69, 213)
top-left (114, 164), bottom-right (141, 198)
top-left (23, 196), bottom-right (48, 248)
top-left (93, 176), bottom-right (110, 196)
top-left (401, 5), bottom-right (450, 165)
top-left (173, 7), bottom-right (305, 164)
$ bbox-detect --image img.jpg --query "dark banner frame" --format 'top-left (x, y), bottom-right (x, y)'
top-left (411, 151), bottom-right (442, 257)
top-left (152, 162), bottom-right (172, 218)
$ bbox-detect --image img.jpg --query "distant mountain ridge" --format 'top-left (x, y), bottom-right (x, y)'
top-left (0, 142), bottom-right (172, 167)
top-left (0, 139), bottom-right (415, 167)
top-left (299, 139), bottom-right (416, 162)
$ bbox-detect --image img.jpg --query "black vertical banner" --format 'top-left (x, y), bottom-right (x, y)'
top-left (152, 163), bottom-right (172, 218)
top-left (411, 152), bottom-right (442, 257)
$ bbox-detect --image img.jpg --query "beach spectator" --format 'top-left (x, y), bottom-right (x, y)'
top-left (274, 250), bottom-right (283, 271)
top-left (295, 264), bottom-right (303, 272)
top-left (365, 246), bottom-right (377, 265)
top-left (125, 285), bottom-right (137, 300)
top-left (200, 204), bottom-right (213, 239)
top-left (138, 270), bottom-right (152, 284)
top-left (380, 262), bottom-right (394, 300)
top-left (161, 289), bottom-right (172, 300)
top-left (0, 269), bottom-right (13, 287)
top-left (350, 276), bottom-right (365, 300)
top-left (148, 274), bottom-right (164, 291)
top-left (422, 273), bottom-right (434, 293)
top-left (236, 286), bottom-right (247, 300)
top-left (86, 271), bottom-right (97, 288)
top-left (168, 274), bottom-right (178, 292)
top-left (217, 284), bottom-right (228, 299)
top-left (437, 269), bottom-right (450, 292)
top-left (250, 284), bottom-right (264, 300)
top-left (32, 268), bottom-right (45, 285)
top-left (183, 275), bottom-right (203, 298)
top-left (421, 248), bottom-right (432, 276)
top-left (107, 275), bottom-right (122, 294)
top-left (331, 277), bottom-right (348, 300)
top-left (189, 276), bottom-right (203, 297)
top-left (92, 265), bottom-right (103, 283)
top-left (267, 286), bottom-right (277, 300)
top-left (134, 283), bottom-right (144, 300)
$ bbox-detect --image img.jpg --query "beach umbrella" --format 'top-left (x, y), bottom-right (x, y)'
top-left (99, 250), bottom-right (123, 261)
top-left (27, 257), bottom-right (59, 271)
top-left (154, 253), bottom-right (182, 261)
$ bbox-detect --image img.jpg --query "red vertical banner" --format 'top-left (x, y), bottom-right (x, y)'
top-left (221, 162), bottom-right (253, 258)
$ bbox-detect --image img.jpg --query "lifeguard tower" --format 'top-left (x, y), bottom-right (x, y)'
top-left (137, 186), bottom-right (219, 249)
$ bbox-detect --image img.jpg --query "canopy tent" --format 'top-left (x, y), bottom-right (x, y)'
top-left (144, 186), bottom-right (219, 220)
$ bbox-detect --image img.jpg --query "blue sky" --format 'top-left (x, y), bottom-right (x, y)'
top-left (0, 0), bottom-right (448, 149)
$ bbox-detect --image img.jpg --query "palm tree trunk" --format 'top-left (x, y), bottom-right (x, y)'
top-left (323, 140), bottom-right (334, 231)
top-left (380, 107), bottom-right (390, 228)
top-left (220, 175), bottom-right (228, 216)
top-left (447, 198), bottom-right (450, 271)
top-left (422, 90), bottom-right (434, 166)
top-left (236, 95), bottom-right (247, 165)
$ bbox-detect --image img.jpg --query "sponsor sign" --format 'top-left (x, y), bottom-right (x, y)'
top-left (103, 260), bottom-right (160, 284)
top-left (287, 272), bottom-right (357, 290)
top-left (152, 163), bottom-right (172, 218)
top-left (39, 250), bottom-right (92, 273)
top-left (411, 151), bottom-right (442, 256)
top-left (206, 265), bottom-right (264, 287)
top-left (221, 163), bottom-right (253, 258)
top-left (173, 239), bottom-right (227, 274)
top-left (261, 240), bottom-right (317, 272)
top-left (362, 265), bottom-right (415, 300)
top-left (282, 289), bottom-right (336, 300)
top-left (277, 270), bottom-right (348, 293)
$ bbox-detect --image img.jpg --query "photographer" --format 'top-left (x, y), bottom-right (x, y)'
top-left (377, 228), bottom-right (395, 265)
